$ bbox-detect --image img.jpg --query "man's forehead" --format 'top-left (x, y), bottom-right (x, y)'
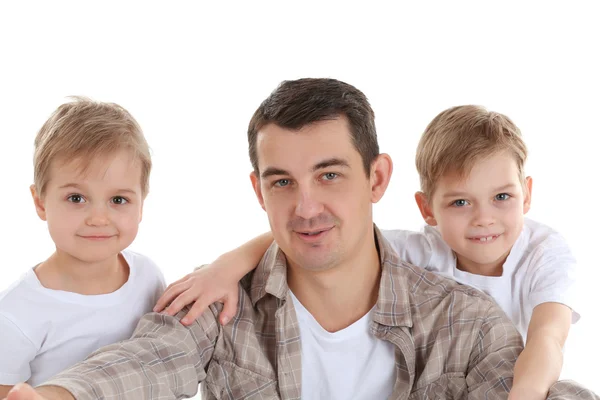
top-left (255, 119), bottom-right (358, 173)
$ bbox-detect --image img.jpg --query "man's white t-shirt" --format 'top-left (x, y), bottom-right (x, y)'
top-left (384, 218), bottom-right (580, 339)
top-left (0, 250), bottom-right (166, 387)
top-left (290, 291), bottom-right (396, 400)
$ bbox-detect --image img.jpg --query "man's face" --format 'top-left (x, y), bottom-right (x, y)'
top-left (251, 117), bottom-right (381, 272)
top-left (423, 151), bottom-right (532, 275)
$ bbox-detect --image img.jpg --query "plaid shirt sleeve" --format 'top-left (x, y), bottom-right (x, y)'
top-left (465, 302), bottom-right (524, 399)
top-left (547, 380), bottom-right (600, 399)
top-left (40, 308), bottom-right (222, 400)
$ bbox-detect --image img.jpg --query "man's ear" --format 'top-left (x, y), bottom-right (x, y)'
top-left (250, 171), bottom-right (266, 211)
top-left (523, 176), bottom-right (533, 214)
top-left (30, 184), bottom-right (47, 221)
top-left (414, 191), bottom-right (437, 226)
top-left (370, 153), bottom-right (393, 203)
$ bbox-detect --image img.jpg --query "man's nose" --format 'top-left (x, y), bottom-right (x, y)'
top-left (294, 186), bottom-right (325, 220)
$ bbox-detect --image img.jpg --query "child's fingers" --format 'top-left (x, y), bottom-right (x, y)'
top-left (163, 273), bottom-right (194, 294)
top-left (219, 292), bottom-right (239, 325)
top-left (164, 288), bottom-right (204, 316)
top-left (181, 300), bottom-right (209, 326)
top-left (6, 383), bottom-right (43, 400)
top-left (154, 281), bottom-right (190, 312)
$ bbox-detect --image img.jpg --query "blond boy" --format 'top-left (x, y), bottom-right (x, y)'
top-left (156, 105), bottom-right (579, 399)
top-left (0, 99), bottom-right (165, 397)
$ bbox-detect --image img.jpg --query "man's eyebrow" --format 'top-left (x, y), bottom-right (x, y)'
top-left (312, 158), bottom-right (350, 172)
top-left (260, 158), bottom-right (350, 179)
top-left (261, 167), bottom-right (290, 179)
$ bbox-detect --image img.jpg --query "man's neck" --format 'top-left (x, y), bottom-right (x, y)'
top-left (287, 239), bottom-right (381, 333)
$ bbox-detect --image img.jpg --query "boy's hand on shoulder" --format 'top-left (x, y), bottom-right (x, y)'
top-left (153, 261), bottom-right (240, 326)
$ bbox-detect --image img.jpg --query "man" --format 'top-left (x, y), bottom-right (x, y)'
top-left (6, 78), bottom-right (597, 399)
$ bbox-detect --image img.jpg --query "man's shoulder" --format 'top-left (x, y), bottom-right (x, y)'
top-left (384, 259), bottom-right (499, 311)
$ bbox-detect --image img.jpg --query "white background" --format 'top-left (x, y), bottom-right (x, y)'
top-left (1, 1), bottom-right (598, 397)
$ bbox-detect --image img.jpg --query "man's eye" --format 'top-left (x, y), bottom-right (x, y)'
top-left (111, 196), bottom-right (129, 205)
top-left (67, 194), bottom-right (85, 203)
top-left (322, 172), bottom-right (338, 181)
top-left (274, 179), bottom-right (290, 187)
top-left (495, 193), bottom-right (511, 201)
top-left (452, 199), bottom-right (468, 207)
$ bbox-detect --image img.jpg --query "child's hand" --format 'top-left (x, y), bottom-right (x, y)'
top-left (5, 383), bottom-right (71, 400)
top-left (154, 262), bottom-right (240, 326)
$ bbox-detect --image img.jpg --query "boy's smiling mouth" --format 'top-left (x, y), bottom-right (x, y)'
top-left (467, 234), bottom-right (501, 243)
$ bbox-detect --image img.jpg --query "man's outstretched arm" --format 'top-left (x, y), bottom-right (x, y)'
top-left (4, 309), bottom-right (221, 400)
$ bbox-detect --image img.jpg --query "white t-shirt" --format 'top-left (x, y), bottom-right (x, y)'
top-left (290, 291), bottom-right (396, 400)
top-left (383, 218), bottom-right (580, 339)
top-left (0, 250), bottom-right (166, 387)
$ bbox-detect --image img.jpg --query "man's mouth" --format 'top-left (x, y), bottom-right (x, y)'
top-left (295, 227), bottom-right (334, 239)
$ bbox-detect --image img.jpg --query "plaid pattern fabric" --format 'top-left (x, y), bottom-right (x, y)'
top-left (43, 227), bottom-right (597, 399)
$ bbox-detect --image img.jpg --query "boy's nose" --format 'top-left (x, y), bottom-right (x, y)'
top-left (86, 207), bottom-right (110, 226)
top-left (472, 206), bottom-right (495, 227)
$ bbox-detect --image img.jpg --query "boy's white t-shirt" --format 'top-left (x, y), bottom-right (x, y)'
top-left (383, 218), bottom-right (580, 339)
top-left (0, 250), bottom-right (166, 387)
top-left (290, 291), bottom-right (396, 400)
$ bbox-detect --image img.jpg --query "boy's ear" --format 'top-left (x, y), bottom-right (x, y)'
top-left (30, 184), bottom-right (47, 221)
top-left (250, 171), bottom-right (266, 211)
top-left (370, 153), bottom-right (393, 203)
top-left (415, 191), bottom-right (437, 226)
top-left (523, 176), bottom-right (533, 214)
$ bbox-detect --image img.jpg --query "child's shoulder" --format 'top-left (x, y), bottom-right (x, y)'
top-left (514, 218), bottom-right (575, 274)
top-left (122, 250), bottom-right (164, 278)
top-left (521, 218), bottom-right (571, 252)
top-left (121, 249), bottom-right (166, 293)
top-left (0, 269), bottom-right (38, 310)
top-left (0, 269), bottom-right (49, 348)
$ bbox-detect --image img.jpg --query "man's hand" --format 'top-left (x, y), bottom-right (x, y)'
top-left (4, 384), bottom-right (73, 400)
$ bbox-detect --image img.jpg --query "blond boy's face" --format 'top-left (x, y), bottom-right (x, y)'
top-left (31, 149), bottom-right (144, 264)
top-left (419, 151), bottom-right (532, 275)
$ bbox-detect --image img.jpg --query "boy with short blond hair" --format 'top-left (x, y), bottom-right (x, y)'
top-left (155, 104), bottom-right (578, 399)
top-left (0, 98), bottom-right (165, 397)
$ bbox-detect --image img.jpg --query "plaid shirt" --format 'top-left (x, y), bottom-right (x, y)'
top-left (44, 227), bottom-right (597, 399)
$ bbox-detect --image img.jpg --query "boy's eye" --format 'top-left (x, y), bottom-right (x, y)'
top-left (322, 172), bottom-right (338, 181)
top-left (274, 179), bottom-right (290, 188)
top-left (452, 199), bottom-right (468, 207)
top-left (111, 196), bottom-right (129, 205)
top-left (495, 193), bottom-right (511, 201)
top-left (67, 194), bottom-right (85, 204)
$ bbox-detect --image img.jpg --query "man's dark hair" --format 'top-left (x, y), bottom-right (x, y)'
top-left (248, 78), bottom-right (379, 176)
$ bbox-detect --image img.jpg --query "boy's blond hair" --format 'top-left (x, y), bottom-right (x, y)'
top-left (416, 105), bottom-right (528, 198)
top-left (33, 97), bottom-right (151, 197)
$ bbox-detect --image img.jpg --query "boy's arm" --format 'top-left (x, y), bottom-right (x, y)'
top-left (508, 302), bottom-right (572, 400)
top-left (154, 232), bottom-right (273, 325)
top-left (0, 315), bottom-right (37, 391)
